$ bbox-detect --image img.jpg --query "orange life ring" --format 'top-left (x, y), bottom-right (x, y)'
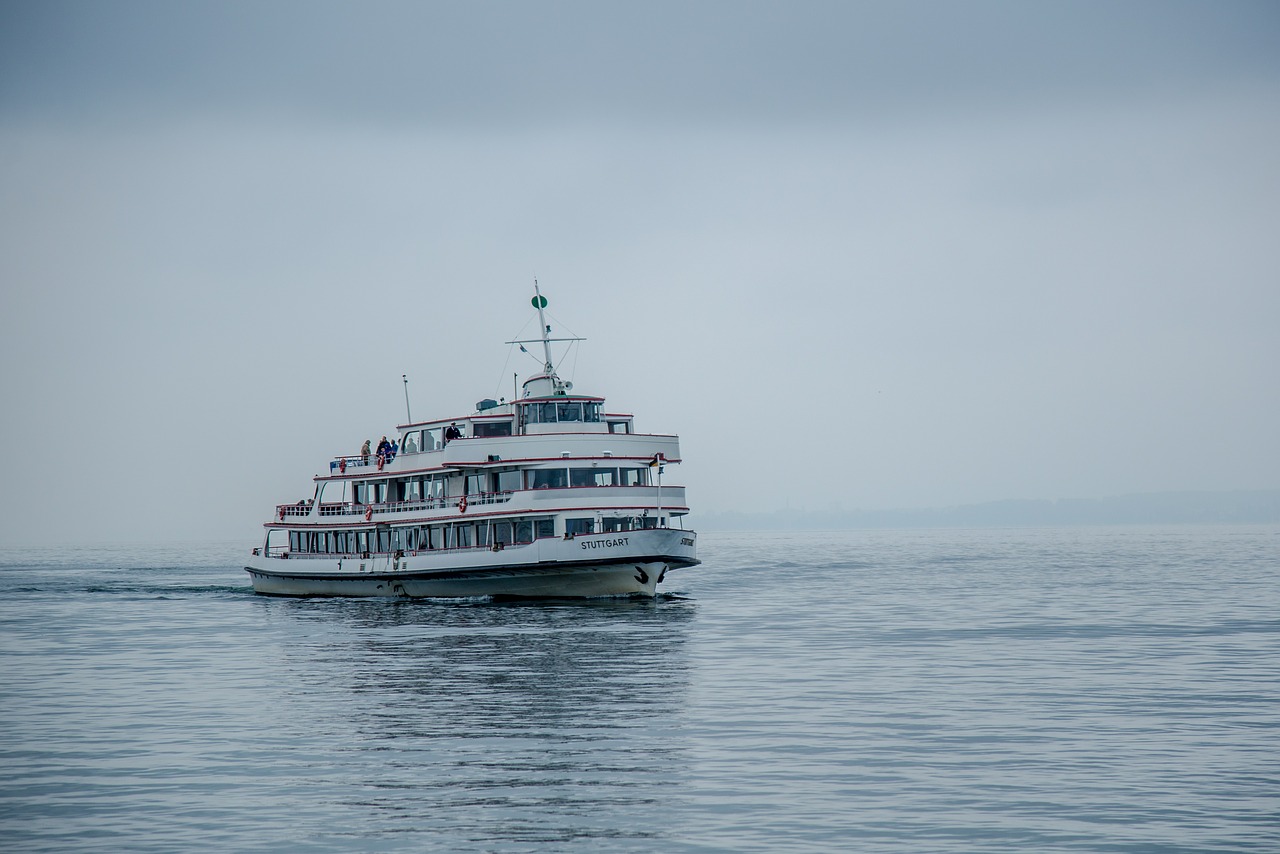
top-left (365, 506), bottom-right (373, 522)
top-left (458, 496), bottom-right (468, 513)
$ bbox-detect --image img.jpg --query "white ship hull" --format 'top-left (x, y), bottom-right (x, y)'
top-left (245, 528), bottom-right (697, 599)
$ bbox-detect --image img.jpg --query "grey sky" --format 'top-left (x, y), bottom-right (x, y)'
top-left (2, 1), bottom-right (1278, 544)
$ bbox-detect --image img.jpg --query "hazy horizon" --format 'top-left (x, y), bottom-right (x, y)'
top-left (3, 1), bottom-right (1278, 546)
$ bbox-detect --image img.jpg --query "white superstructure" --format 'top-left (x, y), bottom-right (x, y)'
top-left (245, 286), bottom-right (698, 598)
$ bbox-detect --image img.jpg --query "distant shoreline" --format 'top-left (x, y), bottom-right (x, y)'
top-left (693, 489), bottom-right (1280, 531)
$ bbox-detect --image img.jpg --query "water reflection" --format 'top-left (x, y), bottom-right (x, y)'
top-left (258, 596), bottom-right (697, 846)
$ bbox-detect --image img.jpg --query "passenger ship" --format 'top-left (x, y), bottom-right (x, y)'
top-left (245, 287), bottom-right (698, 598)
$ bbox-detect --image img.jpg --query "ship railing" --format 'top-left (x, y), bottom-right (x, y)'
top-left (276, 503), bottom-right (313, 518)
top-left (463, 490), bottom-right (516, 508)
top-left (266, 538), bottom-right (541, 560)
top-left (327, 454), bottom-right (400, 473)
top-left (314, 491), bottom-right (514, 518)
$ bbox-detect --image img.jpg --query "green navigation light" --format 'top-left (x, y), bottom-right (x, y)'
top-left (532, 295), bottom-right (548, 309)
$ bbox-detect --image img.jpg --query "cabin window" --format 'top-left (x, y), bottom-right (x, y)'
top-left (557, 402), bottom-right (581, 422)
top-left (491, 521), bottom-right (512, 546)
top-left (607, 421), bottom-right (629, 434)
top-left (569, 467), bottom-right (617, 487)
top-left (476, 524), bottom-right (489, 547)
top-left (473, 421), bottom-right (512, 437)
top-left (529, 469), bottom-right (568, 489)
top-left (620, 467), bottom-right (649, 487)
top-left (455, 525), bottom-right (472, 548)
top-left (402, 431), bottom-right (421, 454)
top-left (514, 520), bottom-right (534, 543)
top-left (566, 518), bottom-right (594, 536)
top-left (536, 518), bottom-right (554, 539)
top-left (583, 403), bottom-right (601, 423)
top-left (464, 474), bottom-right (485, 496)
top-left (494, 470), bottom-right (521, 493)
top-left (424, 477), bottom-right (443, 501)
top-left (602, 517), bottom-right (633, 533)
top-left (289, 532), bottom-right (301, 552)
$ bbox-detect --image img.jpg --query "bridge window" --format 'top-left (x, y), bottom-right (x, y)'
top-left (607, 421), bottom-right (629, 434)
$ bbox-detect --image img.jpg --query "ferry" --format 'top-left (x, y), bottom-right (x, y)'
top-left (245, 286), bottom-right (698, 598)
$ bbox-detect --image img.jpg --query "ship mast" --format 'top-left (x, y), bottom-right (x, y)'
top-left (532, 280), bottom-right (555, 375)
top-left (506, 281), bottom-right (585, 395)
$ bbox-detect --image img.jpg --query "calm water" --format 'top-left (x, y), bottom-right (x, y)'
top-left (1, 527), bottom-right (1277, 852)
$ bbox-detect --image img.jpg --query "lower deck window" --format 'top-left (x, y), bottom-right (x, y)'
top-left (566, 518), bottom-right (595, 536)
top-left (491, 521), bottom-right (512, 546)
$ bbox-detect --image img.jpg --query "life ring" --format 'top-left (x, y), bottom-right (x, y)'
top-left (339, 459), bottom-right (347, 474)
top-left (458, 496), bottom-right (468, 513)
top-left (365, 506), bottom-right (373, 521)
